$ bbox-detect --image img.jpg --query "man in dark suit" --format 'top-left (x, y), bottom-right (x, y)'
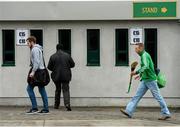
top-left (48, 44), bottom-right (75, 111)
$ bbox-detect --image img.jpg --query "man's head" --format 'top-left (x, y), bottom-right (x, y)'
top-left (56, 43), bottom-right (63, 51)
top-left (135, 43), bottom-right (144, 54)
top-left (26, 36), bottom-right (36, 49)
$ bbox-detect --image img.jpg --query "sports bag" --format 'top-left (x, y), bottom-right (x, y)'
top-left (155, 68), bottom-right (167, 89)
top-left (27, 68), bottom-right (50, 86)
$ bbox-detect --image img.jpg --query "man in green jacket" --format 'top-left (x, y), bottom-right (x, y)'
top-left (120, 43), bottom-right (171, 120)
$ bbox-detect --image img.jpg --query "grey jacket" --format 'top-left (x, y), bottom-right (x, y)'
top-left (30, 44), bottom-right (45, 72)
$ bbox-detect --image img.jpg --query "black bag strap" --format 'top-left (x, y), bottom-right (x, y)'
top-left (42, 51), bottom-right (47, 69)
top-left (37, 48), bottom-right (47, 69)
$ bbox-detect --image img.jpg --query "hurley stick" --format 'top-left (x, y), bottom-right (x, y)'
top-left (127, 61), bottom-right (138, 93)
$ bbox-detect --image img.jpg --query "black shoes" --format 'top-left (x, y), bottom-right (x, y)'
top-left (38, 109), bottom-right (50, 114)
top-left (66, 106), bottom-right (72, 111)
top-left (54, 103), bottom-right (59, 109)
top-left (26, 108), bottom-right (39, 114)
top-left (54, 105), bottom-right (59, 109)
top-left (26, 109), bottom-right (49, 114)
top-left (54, 104), bottom-right (72, 111)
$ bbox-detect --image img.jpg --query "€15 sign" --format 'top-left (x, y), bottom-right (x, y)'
top-left (16, 29), bottom-right (28, 45)
top-left (130, 28), bottom-right (143, 45)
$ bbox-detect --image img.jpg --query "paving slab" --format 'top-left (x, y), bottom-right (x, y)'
top-left (0, 120), bottom-right (44, 126)
top-left (44, 119), bottom-right (178, 126)
top-left (0, 106), bottom-right (179, 126)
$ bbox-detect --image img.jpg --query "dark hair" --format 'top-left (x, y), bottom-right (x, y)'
top-left (26, 36), bottom-right (36, 43)
top-left (56, 43), bottom-right (63, 51)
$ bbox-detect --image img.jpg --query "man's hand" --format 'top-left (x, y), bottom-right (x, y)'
top-left (29, 71), bottom-right (35, 78)
top-left (135, 75), bottom-right (140, 80)
top-left (130, 71), bottom-right (136, 77)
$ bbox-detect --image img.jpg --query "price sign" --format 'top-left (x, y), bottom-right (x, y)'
top-left (16, 29), bottom-right (28, 45)
top-left (130, 28), bottom-right (143, 45)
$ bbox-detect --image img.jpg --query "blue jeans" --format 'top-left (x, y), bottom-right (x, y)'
top-left (125, 80), bottom-right (170, 117)
top-left (27, 84), bottom-right (49, 111)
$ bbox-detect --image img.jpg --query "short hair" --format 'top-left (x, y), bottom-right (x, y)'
top-left (56, 43), bottom-right (63, 50)
top-left (136, 43), bottom-right (144, 48)
top-left (26, 36), bottom-right (36, 43)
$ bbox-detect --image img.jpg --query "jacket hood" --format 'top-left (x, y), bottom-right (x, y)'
top-left (34, 44), bottom-right (43, 51)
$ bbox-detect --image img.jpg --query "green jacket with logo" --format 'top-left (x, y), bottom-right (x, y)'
top-left (136, 51), bottom-right (157, 82)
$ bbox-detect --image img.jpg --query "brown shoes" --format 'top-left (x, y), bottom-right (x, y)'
top-left (120, 108), bottom-right (132, 118)
top-left (120, 108), bottom-right (171, 120)
top-left (158, 116), bottom-right (171, 120)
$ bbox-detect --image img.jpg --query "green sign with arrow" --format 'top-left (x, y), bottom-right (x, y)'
top-left (133, 2), bottom-right (176, 18)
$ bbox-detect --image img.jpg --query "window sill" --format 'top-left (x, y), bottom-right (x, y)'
top-left (1, 63), bottom-right (15, 67)
top-left (115, 63), bottom-right (129, 66)
top-left (87, 63), bottom-right (100, 66)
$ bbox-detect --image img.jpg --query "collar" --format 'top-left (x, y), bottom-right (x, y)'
top-left (139, 50), bottom-right (145, 56)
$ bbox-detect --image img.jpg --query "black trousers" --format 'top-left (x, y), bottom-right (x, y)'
top-left (54, 81), bottom-right (70, 107)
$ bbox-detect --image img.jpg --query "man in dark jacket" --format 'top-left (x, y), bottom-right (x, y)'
top-left (48, 44), bottom-right (75, 111)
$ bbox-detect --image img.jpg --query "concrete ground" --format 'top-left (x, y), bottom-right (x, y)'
top-left (0, 106), bottom-right (179, 126)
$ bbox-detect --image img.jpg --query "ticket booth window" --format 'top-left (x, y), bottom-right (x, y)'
top-left (115, 29), bottom-right (129, 66)
top-left (87, 29), bottom-right (100, 66)
top-left (2, 30), bottom-right (15, 66)
top-left (30, 29), bottom-right (43, 46)
top-left (58, 29), bottom-right (71, 55)
top-left (144, 28), bottom-right (157, 68)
